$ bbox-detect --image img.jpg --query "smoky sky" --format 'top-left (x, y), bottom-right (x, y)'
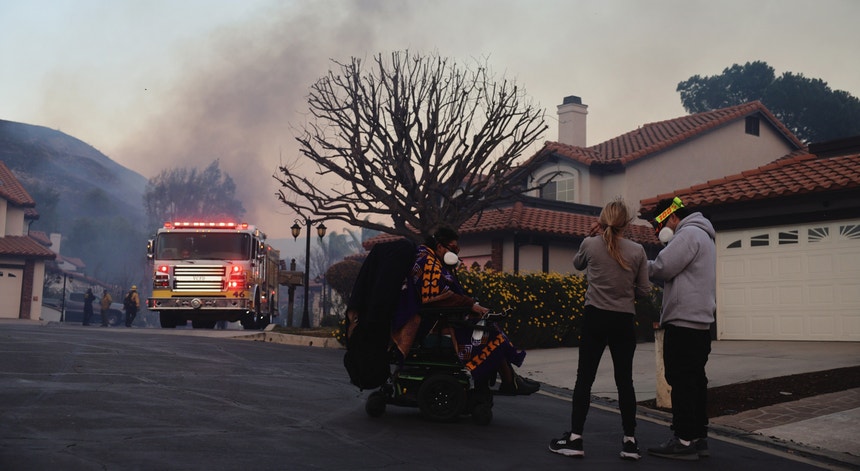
top-left (10, 0), bottom-right (857, 240)
top-left (115, 1), bottom-right (414, 238)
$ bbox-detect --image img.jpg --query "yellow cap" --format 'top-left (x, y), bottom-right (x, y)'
top-left (654, 197), bottom-right (684, 224)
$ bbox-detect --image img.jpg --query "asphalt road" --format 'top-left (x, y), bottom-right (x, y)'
top-left (0, 323), bottom-right (831, 470)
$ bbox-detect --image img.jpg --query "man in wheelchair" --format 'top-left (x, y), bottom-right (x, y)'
top-left (393, 226), bottom-right (539, 396)
top-left (343, 226), bottom-right (538, 424)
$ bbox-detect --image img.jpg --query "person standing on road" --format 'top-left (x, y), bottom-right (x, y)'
top-left (645, 196), bottom-right (716, 461)
top-left (124, 285), bottom-right (140, 327)
top-left (549, 199), bottom-right (651, 461)
top-left (100, 290), bottom-right (113, 327)
top-left (82, 288), bottom-right (96, 326)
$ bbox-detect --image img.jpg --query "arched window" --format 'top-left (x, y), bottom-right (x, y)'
top-left (539, 172), bottom-right (577, 203)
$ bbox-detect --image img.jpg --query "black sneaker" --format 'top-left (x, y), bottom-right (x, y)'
top-left (695, 438), bottom-right (710, 457)
top-left (549, 433), bottom-right (584, 458)
top-left (620, 437), bottom-right (641, 460)
top-left (497, 375), bottom-right (540, 396)
top-left (647, 437), bottom-right (699, 460)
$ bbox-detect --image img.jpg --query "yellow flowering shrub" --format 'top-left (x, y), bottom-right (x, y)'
top-left (459, 268), bottom-right (661, 349)
top-left (457, 269), bottom-right (581, 348)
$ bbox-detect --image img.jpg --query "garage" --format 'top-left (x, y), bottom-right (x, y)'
top-left (0, 265), bottom-right (24, 319)
top-left (716, 219), bottom-right (860, 341)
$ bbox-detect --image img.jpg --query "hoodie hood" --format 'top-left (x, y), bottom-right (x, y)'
top-left (677, 212), bottom-right (715, 240)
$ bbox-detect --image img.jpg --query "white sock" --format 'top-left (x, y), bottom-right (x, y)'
top-left (679, 438), bottom-right (691, 446)
top-left (623, 436), bottom-right (636, 443)
top-left (568, 433), bottom-right (582, 441)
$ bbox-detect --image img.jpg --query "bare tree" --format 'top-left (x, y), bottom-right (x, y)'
top-left (275, 50), bottom-right (548, 241)
top-left (144, 160), bottom-right (245, 228)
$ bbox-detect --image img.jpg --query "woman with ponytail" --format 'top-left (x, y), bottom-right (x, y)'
top-left (550, 199), bottom-right (651, 461)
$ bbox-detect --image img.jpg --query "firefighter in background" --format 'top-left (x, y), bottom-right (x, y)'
top-left (124, 285), bottom-right (140, 327)
top-left (100, 289), bottom-right (112, 327)
top-left (82, 288), bottom-right (96, 326)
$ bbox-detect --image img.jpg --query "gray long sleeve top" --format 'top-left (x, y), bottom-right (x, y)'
top-left (574, 235), bottom-right (651, 314)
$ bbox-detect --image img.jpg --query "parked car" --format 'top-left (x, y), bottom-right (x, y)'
top-left (48, 292), bottom-right (125, 326)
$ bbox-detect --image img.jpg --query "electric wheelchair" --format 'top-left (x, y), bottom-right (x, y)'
top-left (342, 238), bottom-right (499, 425)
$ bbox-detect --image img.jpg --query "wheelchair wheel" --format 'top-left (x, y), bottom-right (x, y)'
top-left (417, 374), bottom-right (467, 422)
top-left (471, 402), bottom-right (493, 426)
top-left (365, 390), bottom-right (387, 418)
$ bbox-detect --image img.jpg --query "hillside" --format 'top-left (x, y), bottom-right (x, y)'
top-left (0, 120), bottom-right (147, 226)
top-left (0, 119), bottom-right (150, 284)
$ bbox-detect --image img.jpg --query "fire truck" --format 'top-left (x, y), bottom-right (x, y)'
top-left (146, 221), bottom-right (282, 329)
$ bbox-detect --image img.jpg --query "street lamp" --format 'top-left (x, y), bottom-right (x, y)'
top-left (290, 218), bottom-right (327, 328)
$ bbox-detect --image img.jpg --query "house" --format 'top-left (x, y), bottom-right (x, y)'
top-left (530, 97), bottom-right (803, 219)
top-left (640, 135), bottom-right (860, 342)
top-left (368, 97), bottom-right (805, 275)
top-left (361, 97), bottom-right (860, 342)
top-left (0, 160), bottom-right (56, 319)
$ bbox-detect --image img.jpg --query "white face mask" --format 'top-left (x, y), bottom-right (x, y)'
top-left (658, 227), bottom-right (675, 245)
top-left (443, 251), bottom-right (460, 268)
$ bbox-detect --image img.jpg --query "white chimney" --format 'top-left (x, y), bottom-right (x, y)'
top-left (557, 95), bottom-right (588, 147)
top-left (50, 232), bottom-right (61, 254)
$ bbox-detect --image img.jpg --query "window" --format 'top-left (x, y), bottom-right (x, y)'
top-left (778, 230), bottom-right (798, 245)
top-left (745, 116), bottom-right (760, 136)
top-left (750, 233), bottom-right (769, 247)
top-left (808, 227), bottom-right (830, 244)
top-left (539, 172), bottom-right (576, 203)
top-left (540, 181), bottom-right (557, 200)
top-left (726, 240), bottom-right (742, 249)
top-left (839, 224), bottom-right (860, 241)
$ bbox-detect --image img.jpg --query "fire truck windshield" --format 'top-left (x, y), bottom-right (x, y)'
top-left (156, 233), bottom-right (252, 260)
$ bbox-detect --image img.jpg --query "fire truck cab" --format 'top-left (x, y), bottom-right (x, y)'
top-left (146, 221), bottom-right (281, 329)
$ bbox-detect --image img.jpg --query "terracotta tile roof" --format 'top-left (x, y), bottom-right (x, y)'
top-left (0, 235), bottom-right (57, 258)
top-left (0, 160), bottom-right (36, 207)
top-left (364, 202), bottom-right (659, 248)
top-left (28, 230), bottom-right (53, 247)
top-left (528, 142), bottom-right (603, 166)
top-left (57, 254), bottom-right (86, 269)
top-left (527, 101), bottom-right (804, 168)
top-left (591, 101), bottom-right (803, 164)
top-left (640, 150), bottom-right (860, 213)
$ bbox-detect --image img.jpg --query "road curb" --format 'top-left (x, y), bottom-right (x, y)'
top-left (234, 331), bottom-right (343, 349)
top-left (539, 383), bottom-right (858, 470)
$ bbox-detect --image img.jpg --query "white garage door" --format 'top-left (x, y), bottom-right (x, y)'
top-left (0, 266), bottom-right (24, 319)
top-left (716, 219), bottom-right (860, 341)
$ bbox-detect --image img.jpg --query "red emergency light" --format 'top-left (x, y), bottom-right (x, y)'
top-left (163, 221), bottom-right (247, 229)
top-left (227, 265), bottom-right (246, 289)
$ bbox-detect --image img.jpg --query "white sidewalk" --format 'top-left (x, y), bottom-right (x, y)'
top-left (517, 339), bottom-right (860, 402)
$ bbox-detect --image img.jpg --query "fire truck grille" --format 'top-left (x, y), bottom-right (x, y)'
top-left (173, 265), bottom-right (225, 291)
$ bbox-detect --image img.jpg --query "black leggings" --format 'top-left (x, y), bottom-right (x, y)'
top-left (569, 306), bottom-right (637, 436)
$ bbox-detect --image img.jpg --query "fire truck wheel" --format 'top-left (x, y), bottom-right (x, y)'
top-left (191, 320), bottom-right (217, 329)
top-left (159, 312), bottom-right (178, 328)
top-left (240, 316), bottom-right (258, 330)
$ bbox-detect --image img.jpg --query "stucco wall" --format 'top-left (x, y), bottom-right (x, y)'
top-left (4, 206), bottom-right (25, 236)
top-left (619, 120), bottom-right (794, 210)
top-left (26, 261), bottom-right (46, 320)
top-left (0, 199), bottom-right (7, 236)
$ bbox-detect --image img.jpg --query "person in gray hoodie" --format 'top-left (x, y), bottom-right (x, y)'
top-left (645, 197), bottom-right (716, 461)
